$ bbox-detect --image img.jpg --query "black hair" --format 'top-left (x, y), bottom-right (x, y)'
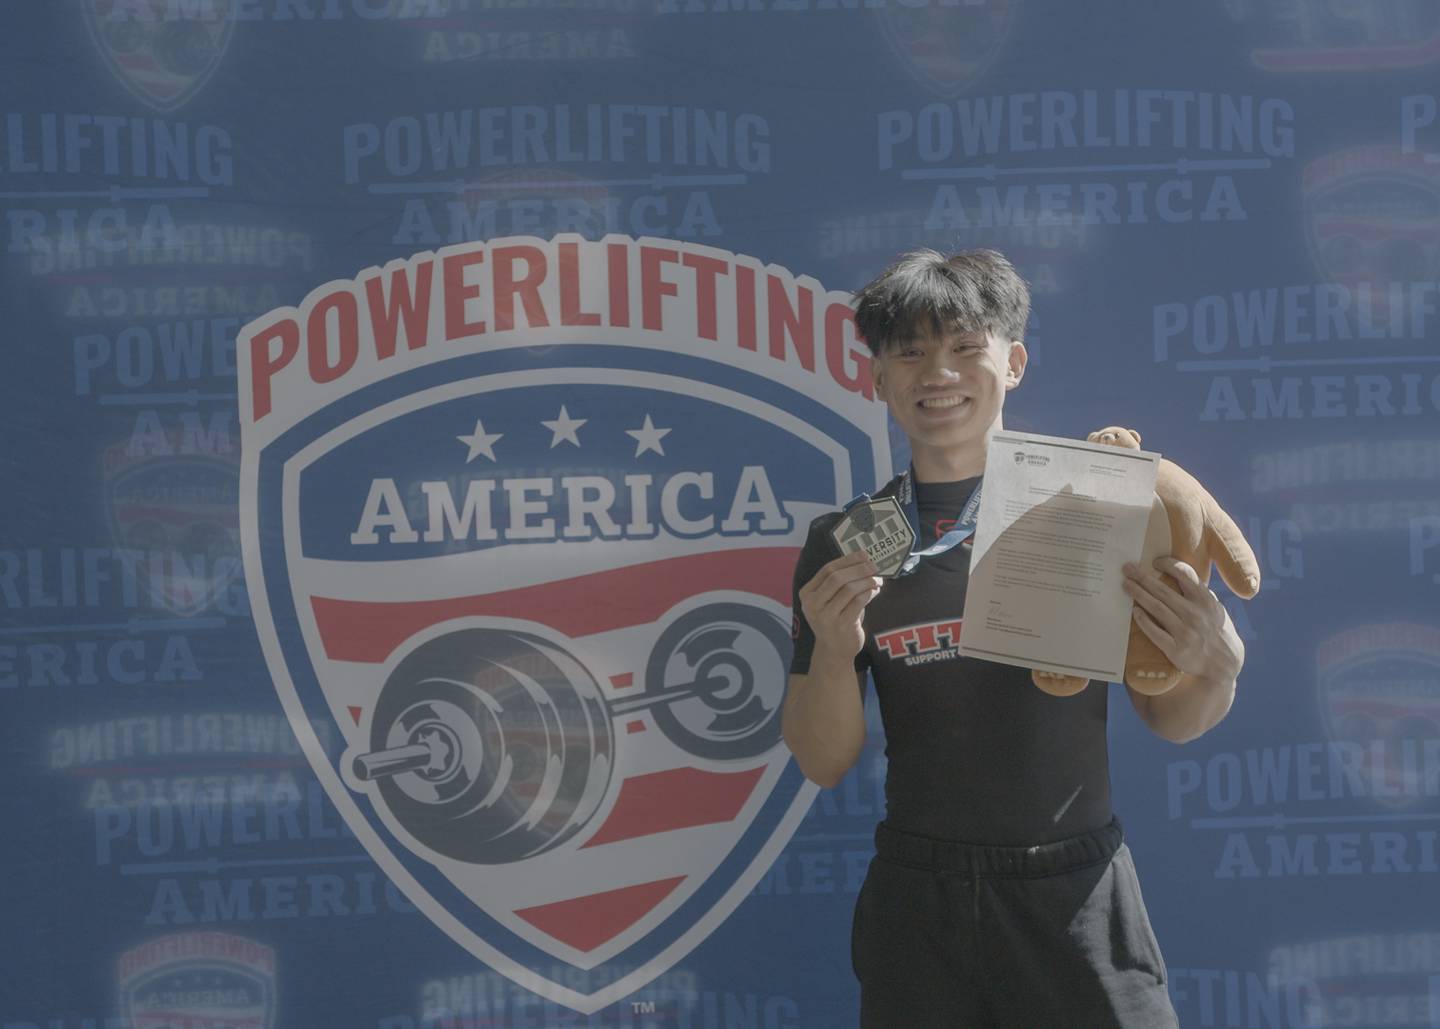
top-left (852, 248), bottom-right (1030, 356)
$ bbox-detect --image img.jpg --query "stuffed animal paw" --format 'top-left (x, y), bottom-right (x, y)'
top-left (1030, 426), bottom-right (1261, 698)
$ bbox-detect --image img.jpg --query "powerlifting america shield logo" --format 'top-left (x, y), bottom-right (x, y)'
top-left (104, 441), bottom-right (242, 617)
top-left (877, 0), bottom-right (1015, 97)
top-left (118, 932), bottom-right (276, 1029)
top-left (238, 234), bottom-right (888, 1011)
top-left (85, 0), bottom-right (235, 112)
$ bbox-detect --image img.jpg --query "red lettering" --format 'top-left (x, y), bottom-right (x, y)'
top-left (365, 261), bottom-right (433, 360)
top-left (875, 627), bottom-right (918, 659)
top-left (877, 621), bottom-right (962, 658)
top-left (559, 241), bottom-right (600, 327)
top-left (640, 246), bottom-right (680, 331)
top-left (493, 245), bottom-right (549, 331)
top-left (736, 264), bottom-right (757, 352)
top-left (825, 302), bottom-right (875, 400)
top-left (683, 252), bottom-right (728, 341)
top-left (913, 624), bottom-right (940, 652)
top-left (443, 250), bottom-right (487, 340)
top-left (768, 276), bottom-right (814, 370)
top-left (248, 317), bottom-right (299, 421)
top-left (306, 290), bottom-right (359, 385)
top-left (607, 242), bottom-right (630, 328)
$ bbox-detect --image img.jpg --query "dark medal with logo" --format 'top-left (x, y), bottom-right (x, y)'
top-left (829, 496), bottom-right (917, 578)
top-left (834, 470), bottom-right (984, 578)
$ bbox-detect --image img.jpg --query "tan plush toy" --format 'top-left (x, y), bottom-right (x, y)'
top-left (1031, 426), bottom-right (1261, 698)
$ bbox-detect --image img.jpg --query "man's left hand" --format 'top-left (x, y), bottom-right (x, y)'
top-left (1122, 556), bottom-right (1244, 684)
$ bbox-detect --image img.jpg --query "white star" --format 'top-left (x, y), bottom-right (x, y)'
top-left (541, 405), bottom-right (586, 448)
top-left (626, 414), bottom-right (671, 457)
top-left (457, 419), bottom-right (502, 463)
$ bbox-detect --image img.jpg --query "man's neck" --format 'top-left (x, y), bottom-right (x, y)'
top-left (910, 448), bottom-right (985, 483)
top-left (909, 422), bottom-right (999, 483)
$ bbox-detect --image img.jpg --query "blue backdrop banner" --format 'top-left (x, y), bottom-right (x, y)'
top-left (4, 2), bottom-right (1440, 1027)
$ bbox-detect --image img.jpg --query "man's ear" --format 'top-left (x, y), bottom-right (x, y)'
top-left (1005, 340), bottom-right (1028, 389)
top-left (872, 354), bottom-right (887, 401)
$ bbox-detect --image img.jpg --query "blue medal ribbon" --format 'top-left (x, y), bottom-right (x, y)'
top-left (895, 467), bottom-right (983, 574)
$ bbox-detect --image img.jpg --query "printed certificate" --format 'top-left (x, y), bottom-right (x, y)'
top-left (958, 430), bottom-right (1160, 681)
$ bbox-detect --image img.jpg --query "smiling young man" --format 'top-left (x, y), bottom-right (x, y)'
top-left (782, 249), bottom-right (1244, 1027)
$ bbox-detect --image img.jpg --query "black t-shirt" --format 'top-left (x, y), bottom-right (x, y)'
top-left (789, 474), bottom-right (1113, 846)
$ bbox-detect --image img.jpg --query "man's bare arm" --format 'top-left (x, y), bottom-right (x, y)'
top-left (782, 659), bottom-right (867, 789)
top-left (1128, 669), bottom-right (1237, 744)
top-left (782, 550), bottom-right (881, 787)
top-left (1123, 556), bottom-right (1245, 744)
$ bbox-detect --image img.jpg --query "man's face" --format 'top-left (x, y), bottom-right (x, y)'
top-left (872, 326), bottom-right (1027, 456)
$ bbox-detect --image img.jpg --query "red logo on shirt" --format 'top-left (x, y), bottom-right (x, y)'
top-left (875, 619), bottom-right (964, 661)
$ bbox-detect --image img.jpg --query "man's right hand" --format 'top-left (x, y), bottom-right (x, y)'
top-left (798, 550), bottom-right (884, 663)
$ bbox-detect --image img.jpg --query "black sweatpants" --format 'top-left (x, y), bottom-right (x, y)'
top-left (851, 818), bottom-right (1178, 1028)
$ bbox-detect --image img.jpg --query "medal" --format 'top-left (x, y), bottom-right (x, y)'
top-left (836, 469), bottom-right (984, 577)
top-left (830, 496), bottom-right (916, 577)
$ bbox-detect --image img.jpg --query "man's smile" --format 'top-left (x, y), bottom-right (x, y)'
top-left (917, 395), bottom-right (969, 411)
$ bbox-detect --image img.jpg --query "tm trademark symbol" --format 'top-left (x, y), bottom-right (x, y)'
top-left (632, 1000), bottom-right (657, 1015)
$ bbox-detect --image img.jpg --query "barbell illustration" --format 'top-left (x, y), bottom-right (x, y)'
top-left (347, 602), bottom-right (791, 865)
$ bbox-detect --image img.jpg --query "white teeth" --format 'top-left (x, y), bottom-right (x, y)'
top-left (920, 396), bottom-right (965, 409)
